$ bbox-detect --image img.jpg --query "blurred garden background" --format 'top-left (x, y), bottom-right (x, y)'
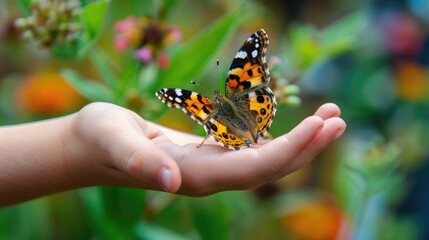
top-left (1, 0), bottom-right (429, 239)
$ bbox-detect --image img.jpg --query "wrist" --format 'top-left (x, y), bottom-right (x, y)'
top-left (0, 115), bottom-right (90, 206)
top-left (60, 112), bottom-right (107, 188)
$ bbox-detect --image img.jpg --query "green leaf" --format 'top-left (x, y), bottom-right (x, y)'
top-left (81, 0), bottom-right (109, 40)
top-left (101, 187), bottom-right (146, 228)
top-left (138, 63), bottom-right (159, 94)
top-left (51, 43), bottom-right (80, 59)
top-left (157, 6), bottom-right (250, 89)
top-left (61, 69), bottom-right (113, 102)
top-left (77, 187), bottom-right (122, 239)
top-left (78, 0), bottom-right (109, 56)
top-left (89, 50), bottom-right (118, 88)
top-left (77, 188), bottom-right (104, 219)
top-left (108, 0), bottom-right (156, 18)
top-left (188, 196), bottom-right (231, 240)
top-left (16, 0), bottom-right (32, 16)
top-left (135, 222), bottom-right (189, 240)
top-left (319, 10), bottom-right (364, 56)
top-left (286, 24), bottom-right (320, 70)
top-left (79, 0), bottom-right (91, 7)
top-left (115, 59), bottom-right (142, 101)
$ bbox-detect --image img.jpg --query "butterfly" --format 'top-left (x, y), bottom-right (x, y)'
top-left (156, 29), bottom-right (277, 150)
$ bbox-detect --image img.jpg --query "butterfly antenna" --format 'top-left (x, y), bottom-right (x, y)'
top-left (191, 59), bottom-right (222, 96)
top-left (191, 81), bottom-right (213, 96)
top-left (216, 59), bottom-right (222, 94)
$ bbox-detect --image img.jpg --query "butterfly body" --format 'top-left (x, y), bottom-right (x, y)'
top-left (156, 29), bottom-right (277, 150)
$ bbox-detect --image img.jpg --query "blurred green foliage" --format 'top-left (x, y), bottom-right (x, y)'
top-left (1, 0), bottom-right (429, 239)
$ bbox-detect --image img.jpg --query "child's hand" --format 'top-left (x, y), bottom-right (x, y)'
top-left (66, 102), bottom-right (346, 195)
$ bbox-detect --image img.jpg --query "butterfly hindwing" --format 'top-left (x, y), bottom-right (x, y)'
top-left (203, 117), bottom-right (254, 150)
top-left (248, 88), bottom-right (277, 139)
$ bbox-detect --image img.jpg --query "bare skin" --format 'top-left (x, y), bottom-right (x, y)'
top-left (0, 102), bottom-right (346, 207)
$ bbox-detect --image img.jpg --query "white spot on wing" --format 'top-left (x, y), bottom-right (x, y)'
top-left (175, 97), bottom-right (182, 103)
top-left (252, 50), bottom-right (258, 58)
top-left (235, 51), bottom-right (247, 59)
top-left (175, 90), bottom-right (183, 96)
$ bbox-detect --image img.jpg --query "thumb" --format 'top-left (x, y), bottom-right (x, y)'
top-left (111, 132), bottom-right (182, 192)
top-left (128, 141), bottom-right (181, 192)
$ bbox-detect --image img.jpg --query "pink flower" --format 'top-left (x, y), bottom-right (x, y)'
top-left (114, 35), bottom-right (129, 52)
top-left (134, 47), bottom-right (153, 63)
top-left (113, 16), bottom-right (181, 66)
top-left (168, 26), bottom-right (182, 43)
top-left (113, 17), bottom-right (142, 51)
top-left (113, 17), bottom-right (137, 32)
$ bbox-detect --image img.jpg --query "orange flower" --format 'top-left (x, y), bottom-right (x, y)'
top-left (17, 71), bottom-right (83, 116)
top-left (395, 60), bottom-right (429, 102)
top-left (281, 199), bottom-right (351, 240)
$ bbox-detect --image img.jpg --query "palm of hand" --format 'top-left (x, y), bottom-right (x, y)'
top-left (72, 102), bottom-right (345, 195)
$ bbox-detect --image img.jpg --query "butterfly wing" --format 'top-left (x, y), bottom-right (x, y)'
top-left (156, 88), bottom-right (214, 125)
top-left (157, 88), bottom-right (251, 150)
top-left (203, 88), bottom-right (277, 150)
top-left (205, 88), bottom-right (277, 149)
top-left (225, 29), bottom-right (270, 97)
top-left (156, 29), bottom-right (276, 150)
top-left (203, 116), bottom-right (255, 150)
top-left (247, 88), bottom-right (277, 140)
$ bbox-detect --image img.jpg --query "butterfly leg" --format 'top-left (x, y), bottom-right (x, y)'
top-left (197, 135), bottom-right (209, 148)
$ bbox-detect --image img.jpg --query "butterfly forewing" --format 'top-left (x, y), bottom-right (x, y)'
top-left (225, 29), bottom-right (270, 98)
top-left (156, 88), bottom-right (214, 124)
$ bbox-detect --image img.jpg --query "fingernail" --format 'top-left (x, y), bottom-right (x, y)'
top-left (158, 168), bottom-right (172, 192)
top-left (334, 128), bottom-right (345, 139)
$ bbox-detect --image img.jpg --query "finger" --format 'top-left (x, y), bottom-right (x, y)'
top-left (176, 116), bottom-right (325, 194)
top-left (291, 117), bottom-right (346, 169)
top-left (126, 140), bottom-right (182, 192)
top-left (255, 116), bottom-right (325, 179)
top-left (108, 129), bottom-right (182, 193)
top-left (314, 103), bottom-right (341, 120)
